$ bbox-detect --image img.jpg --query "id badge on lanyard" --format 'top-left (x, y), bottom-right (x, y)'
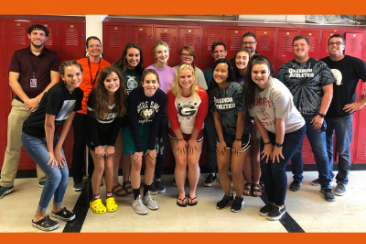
top-left (30, 73), bottom-right (37, 88)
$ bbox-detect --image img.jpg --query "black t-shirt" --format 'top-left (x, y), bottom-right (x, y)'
top-left (320, 55), bottom-right (366, 118)
top-left (85, 90), bottom-right (122, 148)
top-left (128, 87), bottom-right (167, 152)
top-left (22, 82), bottom-right (83, 138)
top-left (276, 58), bottom-right (336, 116)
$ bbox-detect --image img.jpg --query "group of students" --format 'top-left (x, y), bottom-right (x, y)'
top-left (1, 24), bottom-right (366, 232)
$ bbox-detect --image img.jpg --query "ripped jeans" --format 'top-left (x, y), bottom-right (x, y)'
top-left (155, 112), bottom-right (168, 179)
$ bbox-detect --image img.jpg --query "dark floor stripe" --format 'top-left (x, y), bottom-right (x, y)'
top-left (63, 179), bottom-right (92, 233)
top-left (260, 191), bottom-right (305, 233)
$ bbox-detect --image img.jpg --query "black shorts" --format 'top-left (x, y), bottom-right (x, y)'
top-left (217, 132), bottom-right (252, 152)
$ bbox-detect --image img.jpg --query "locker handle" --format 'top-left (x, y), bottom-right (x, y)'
top-left (10, 91), bottom-right (13, 100)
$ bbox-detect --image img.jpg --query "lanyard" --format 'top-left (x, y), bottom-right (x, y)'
top-left (28, 51), bottom-right (44, 79)
top-left (88, 58), bottom-right (101, 85)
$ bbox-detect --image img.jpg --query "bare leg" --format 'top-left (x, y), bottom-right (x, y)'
top-left (90, 150), bottom-right (105, 196)
top-left (187, 141), bottom-right (202, 204)
top-left (170, 139), bottom-right (187, 204)
top-left (231, 149), bottom-right (250, 198)
top-left (144, 155), bottom-right (156, 186)
top-left (104, 154), bottom-right (115, 193)
top-left (217, 150), bottom-right (232, 197)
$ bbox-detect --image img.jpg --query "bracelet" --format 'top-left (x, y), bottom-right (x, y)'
top-left (275, 142), bottom-right (283, 147)
top-left (235, 138), bottom-right (242, 141)
top-left (263, 138), bottom-right (270, 142)
top-left (264, 141), bottom-right (271, 145)
top-left (177, 138), bottom-right (184, 141)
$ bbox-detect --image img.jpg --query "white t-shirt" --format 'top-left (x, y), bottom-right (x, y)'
top-left (249, 77), bottom-right (305, 134)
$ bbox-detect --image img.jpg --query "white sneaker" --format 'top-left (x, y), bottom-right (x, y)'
top-left (143, 192), bottom-right (159, 210)
top-left (132, 195), bottom-right (148, 215)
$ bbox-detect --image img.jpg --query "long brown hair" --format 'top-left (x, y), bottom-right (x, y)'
top-left (243, 54), bottom-right (271, 108)
top-left (91, 66), bottom-right (128, 119)
top-left (113, 43), bottom-right (144, 75)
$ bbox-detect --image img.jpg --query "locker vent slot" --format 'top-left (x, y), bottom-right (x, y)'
top-left (66, 28), bottom-right (78, 46)
top-left (281, 36), bottom-right (292, 52)
top-left (259, 35), bottom-right (270, 52)
top-left (45, 29), bottom-right (53, 46)
top-left (109, 31), bottom-right (122, 48)
top-left (159, 33), bottom-right (172, 48)
top-left (360, 143), bottom-right (366, 157)
top-left (13, 27), bottom-right (26, 45)
top-left (308, 36), bottom-right (315, 53)
top-left (183, 34), bottom-right (196, 48)
top-left (347, 38), bottom-right (359, 56)
top-left (229, 34), bottom-right (242, 51)
top-left (134, 32), bottom-right (148, 49)
top-left (207, 34), bottom-right (219, 50)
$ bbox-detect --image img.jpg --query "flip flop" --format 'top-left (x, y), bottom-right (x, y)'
top-left (177, 195), bottom-right (187, 207)
top-left (188, 196), bottom-right (198, 206)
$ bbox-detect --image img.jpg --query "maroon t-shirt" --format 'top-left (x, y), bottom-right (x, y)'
top-left (9, 46), bottom-right (60, 103)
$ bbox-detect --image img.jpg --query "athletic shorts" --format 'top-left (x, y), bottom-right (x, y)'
top-left (217, 132), bottom-right (252, 151)
top-left (168, 128), bottom-right (204, 142)
top-left (122, 123), bottom-right (157, 155)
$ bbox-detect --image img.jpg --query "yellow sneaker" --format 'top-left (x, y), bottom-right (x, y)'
top-left (105, 197), bottom-right (118, 212)
top-left (90, 199), bottom-right (106, 214)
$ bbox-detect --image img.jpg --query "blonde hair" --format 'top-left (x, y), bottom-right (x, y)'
top-left (153, 40), bottom-right (169, 57)
top-left (170, 64), bottom-right (198, 99)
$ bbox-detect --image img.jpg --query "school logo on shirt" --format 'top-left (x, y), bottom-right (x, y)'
top-left (289, 68), bottom-right (314, 78)
top-left (177, 102), bottom-right (197, 118)
top-left (257, 106), bottom-right (270, 120)
top-left (140, 108), bottom-right (155, 120)
top-left (127, 76), bottom-right (138, 90)
top-left (331, 69), bottom-right (343, 86)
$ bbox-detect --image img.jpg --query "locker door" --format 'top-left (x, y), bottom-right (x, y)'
top-left (344, 32), bottom-right (365, 164)
top-left (320, 30), bottom-right (343, 59)
top-left (58, 22), bottom-right (85, 63)
top-left (276, 29), bottom-right (298, 71)
top-left (302, 136), bottom-right (315, 165)
top-left (130, 24), bottom-right (153, 68)
top-left (103, 24), bottom-right (128, 64)
top-left (154, 25), bottom-right (178, 67)
top-left (202, 26), bottom-right (224, 70)
top-left (178, 27), bottom-right (202, 68)
top-left (6, 20), bottom-right (31, 67)
top-left (33, 20), bottom-right (58, 54)
top-left (225, 27), bottom-right (247, 60)
top-left (300, 29), bottom-right (321, 59)
top-left (255, 28), bottom-right (276, 73)
top-left (0, 20), bottom-right (7, 169)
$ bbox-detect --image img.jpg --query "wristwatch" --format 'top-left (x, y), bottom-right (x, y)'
top-left (275, 142), bottom-right (283, 147)
top-left (318, 113), bottom-right (325, 118)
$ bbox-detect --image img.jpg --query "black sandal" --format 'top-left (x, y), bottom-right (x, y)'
top-left (188, 196), bottom-right (198, 206)
top-left (252, 183), bottom-right (262, 197)
top-left (243, 182), bottom-right (252, 196)
top-left (177, 195), bottom-right (187, 207)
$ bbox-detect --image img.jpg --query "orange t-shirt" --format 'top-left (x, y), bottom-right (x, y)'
top-left (77, 58), bottom-right (111, 114)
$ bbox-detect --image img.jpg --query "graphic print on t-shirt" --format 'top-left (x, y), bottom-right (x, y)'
top-left (137, 101), bottom-right (160, 123)
top-left (126, 75), bottom-right (138, 92)
top-left (214, 97), bottom-right (236, 110)
top-left (331, 69), bottom-right (343, 86)
top-left (56, 100), bottom-right (76, 122)
top-left (177, 102), bottom-right (198, 119)
top-left (255, 97), bottom-right (275, 126)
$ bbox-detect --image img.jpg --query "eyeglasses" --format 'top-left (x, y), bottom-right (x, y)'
top-left (242, 41), bottom-right (256, 45)
top-left (328, 42), bottom-right (343, 46)
top-left (181, 53), bottom-right (193, 57)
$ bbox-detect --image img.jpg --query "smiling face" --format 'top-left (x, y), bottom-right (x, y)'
top-left (293, 38), bottom-right (310, 62)
top-left (154, 45), bottom-right (169, 65)
top-left (62, 65), bottom-right (83, 91)
top-left (213, 63), bottom-right (229, 85)
top-left (328, 37), bottom-right (345, 58)
top-left (126, 47), bottom-right (140, 69)
top-left (103, 72), bottom-right (120, 94)
top-left (251, 64), bottom-right (270, 90)
top-left (142, 73), bottom-right (159, 97)
top-left (212, 45), bottom-right (227, 61)
top-left (241, 36), bottom-right (257, 56)
top-left (235, 51), bottom-right (250, 70)
top-left (86, 39), bottom-right (102, 59)
top-left (180, 49), bottom-right (194, 65)
top-left (28, 29), bottom-right (46, 49)
top-left (178, 69), bottom-right (194, 91)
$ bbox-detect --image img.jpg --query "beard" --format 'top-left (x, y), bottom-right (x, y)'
top-left (31, 40), bottom-right (45, 49)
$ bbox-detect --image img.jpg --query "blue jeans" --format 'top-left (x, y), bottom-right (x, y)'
top-left (326, 115), bottom-right (353, 185)
top-left (291, 116), bottom-right (332, 189)
top-left (261, 125), bottom-right (306, 206)
top-left (204, 111), bottom-right (217, 173)
top-left (21, 132), bottom-right (69, 211)
top-left (155, 111), bottom-right (168, 179)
